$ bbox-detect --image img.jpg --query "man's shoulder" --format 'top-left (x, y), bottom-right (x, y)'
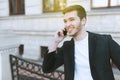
top-left (63, 38), bottom-right (74, 46)
top-left (88, 31), bottom-right (112, 41)
top-left (88, 31), bottom-right (111, 37)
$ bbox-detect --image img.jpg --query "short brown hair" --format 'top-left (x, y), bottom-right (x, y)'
top-left (62, 5), bottom-right (86, 19)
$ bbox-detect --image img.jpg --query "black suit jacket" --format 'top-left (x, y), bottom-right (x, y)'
top-left (42, 32), bottom-right (120, 80)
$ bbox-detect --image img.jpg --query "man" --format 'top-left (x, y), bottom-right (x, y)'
top-left (42, 5), bottom-right (120, 80)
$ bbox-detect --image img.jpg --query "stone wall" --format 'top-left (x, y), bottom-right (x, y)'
top-left (0, 0), bottom-right (120, 60)
top-left (0, 30), bottom-right (21, 80)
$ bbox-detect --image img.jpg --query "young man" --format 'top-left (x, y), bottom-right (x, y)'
top-left (42, 5), bottom-right (120, 80)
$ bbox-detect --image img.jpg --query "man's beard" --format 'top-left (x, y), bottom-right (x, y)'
top-left (69, 29), bottom-right (81, 38)
top-left (70, 26), bottom-right (82, 37)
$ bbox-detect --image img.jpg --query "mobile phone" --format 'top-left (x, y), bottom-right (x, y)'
top-left (63, 28), bottom-right (67, 36)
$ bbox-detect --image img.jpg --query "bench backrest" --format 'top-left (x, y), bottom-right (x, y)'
top-left (9, 54), bottom-right (64, 80)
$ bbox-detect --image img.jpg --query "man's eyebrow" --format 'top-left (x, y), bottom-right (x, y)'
top-left (69, 17), bottom-right (74, 19)
top-left (63, 17), bottom-right (74, 21)
top-left (63, 16), bottom-right (75, 23)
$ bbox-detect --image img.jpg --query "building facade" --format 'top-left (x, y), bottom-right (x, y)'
top-left (0, 0), bottom-right (120, 79)
top-left (0, 0), bottom-right (120, 59)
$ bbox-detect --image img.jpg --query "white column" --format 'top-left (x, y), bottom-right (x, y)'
top-left (0, 53), bottom-right (2, 80)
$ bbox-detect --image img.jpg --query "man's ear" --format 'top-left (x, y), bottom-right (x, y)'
top-left (81, 17), bottom-right (86, 26)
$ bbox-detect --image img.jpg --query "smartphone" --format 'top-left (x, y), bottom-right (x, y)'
top-left (58, 28), bottom-right (67, 36)
top-left (63, 28), bottom-right (67, 36)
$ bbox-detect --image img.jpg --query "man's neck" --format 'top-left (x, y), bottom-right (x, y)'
top-left (73, 30), bottom-right (88, 41)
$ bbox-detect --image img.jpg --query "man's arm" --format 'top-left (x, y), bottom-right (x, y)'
top-left (42, 29), bottom-right (66, 73)
top-left (108, 35), bottom-right (120, 70)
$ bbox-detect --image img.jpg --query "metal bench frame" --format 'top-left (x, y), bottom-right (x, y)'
top-left (9, 54), bottom-right (64, 80)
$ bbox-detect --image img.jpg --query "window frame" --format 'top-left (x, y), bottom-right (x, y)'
top-left (43, 0), bottom-right (66, 13)
top-left (91, 0), bottom-right (120, 9)
top-left (40, 46), bottom-right (60, 58)
top-left (9, 0), bottom-right (25, 15)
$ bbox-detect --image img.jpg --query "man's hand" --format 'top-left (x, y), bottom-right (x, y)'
top-left (54, 29), bottom-right (66, 43)
top-left (48, 29), bottom-right (66, 53)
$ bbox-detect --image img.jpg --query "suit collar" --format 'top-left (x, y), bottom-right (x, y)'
top-left (70, 31), bottom-right (97, 65)
top-left (88, 32), bottom-right (97, 79)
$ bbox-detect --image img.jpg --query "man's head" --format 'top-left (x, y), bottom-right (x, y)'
top-left (63, 5), bottom-right (86, 20)
top-left (62, 5), bottom-right (87, 37)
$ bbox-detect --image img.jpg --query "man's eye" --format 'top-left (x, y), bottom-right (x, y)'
top-left (69, 18), bottom-right (74, 21)
top-left (64, 20), bottom-right (67, 23)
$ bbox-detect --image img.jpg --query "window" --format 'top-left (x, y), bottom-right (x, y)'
top-left (43, 0), bottom-right (66, 12)
top-left (19, 44), bottom-right (24, 55)
top-left (40, 46), bottom-right (48, 58)
top-left (91, 0), bottom-right (120, 9)
top-left (40, 46), bottom-right (60, 58)
top-left (9, 0), bottom-right (25, 15)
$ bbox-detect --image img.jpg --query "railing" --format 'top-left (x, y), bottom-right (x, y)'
top-left (9, 54), bottom-right (64, 80)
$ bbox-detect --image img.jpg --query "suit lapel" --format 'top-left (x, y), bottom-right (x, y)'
top-left (70, 32), bottom-right (97, 64)
top-left (88, 32), bottom-right (97, 78)
top-left (89, 32), bottom-right (96, 63)
top-left (69, 39), bottom-right (75, 80)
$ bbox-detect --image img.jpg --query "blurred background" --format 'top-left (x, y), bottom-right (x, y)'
top-left (0, 0), bottom-right (120, 80)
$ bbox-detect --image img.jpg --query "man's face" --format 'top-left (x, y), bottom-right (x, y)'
top-left (63, 10), bottom-right (85, 37)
